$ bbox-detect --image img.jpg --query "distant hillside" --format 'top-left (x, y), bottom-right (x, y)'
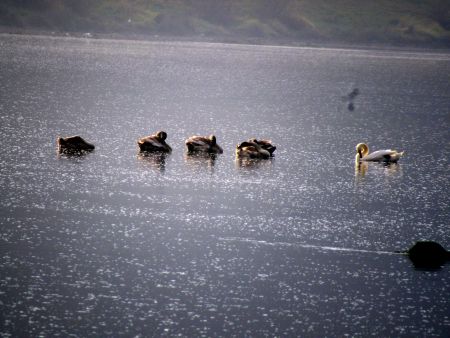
top-left (1, 0), bottom-right (449, 47)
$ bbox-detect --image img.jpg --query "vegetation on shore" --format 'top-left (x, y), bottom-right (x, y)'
top-left (1, 0), bottom-right (449, 47)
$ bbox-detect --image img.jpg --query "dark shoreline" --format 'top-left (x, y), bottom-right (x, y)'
top-left (1, 26), bottom-right (449, 54)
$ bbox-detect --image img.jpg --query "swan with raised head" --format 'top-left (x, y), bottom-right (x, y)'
top-left (185, 135), bottom-right (223, 154)
top-left (138, 131), bottom-right (172, 153)
top-left (57, 135), bottom-right (95, 152)
top-left (355, 143), bottom-right (404, 163)
top-left (247, 138), bottom-right (276, 156)
top-left (236, 140), bottom-right (270, 159)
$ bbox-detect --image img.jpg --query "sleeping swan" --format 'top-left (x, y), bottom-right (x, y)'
top-left (355, 143), bottom-right (404, 163)
top-left (247, 138), bottom-right (276, 156)
top-left (138, 131), bottom-right (172, 153)
top-left (236, 140), bottom-right (271, 159)
top-left (185, 135), bottom-right (223, 154)
top-left (57, 135), bottom-right (95, 153)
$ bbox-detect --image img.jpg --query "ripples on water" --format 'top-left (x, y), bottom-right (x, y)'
top-left (0, 34), bottom-right (449, 336)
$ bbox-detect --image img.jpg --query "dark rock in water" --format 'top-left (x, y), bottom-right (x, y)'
top-left (57, 135), bottom-right (95, 153)
top-left (347, 102), bottom-right (355, 111)
top-left (407, 241), bottom-right (450, 269)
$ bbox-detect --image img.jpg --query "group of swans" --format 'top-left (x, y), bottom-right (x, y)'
top-left (57, 132), bottom-right (277, 159)
top-left (137, 131), bottom-right (275, 158)
top-left (57, 133), bottom-right (404, 163)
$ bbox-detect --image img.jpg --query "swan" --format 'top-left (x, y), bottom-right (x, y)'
top-left (355, 143), bottom-right (404, 163)
top-left (247, 138), bottom-right (276, 156)
top-left (185, 135), bottom-right (223, 154)
top-left (236, 140), bottom-right (270, 159)
top-left (57, 135), bottom-right (95, 152)
top-left (138, 131), bottom-right (172, 153)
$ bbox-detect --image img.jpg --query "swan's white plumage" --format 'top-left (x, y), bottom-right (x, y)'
top-left (356, 143), bottom-right (404, 163)
top-left (188, 139), bottom-right (208, 147)
top-left (362, 149), bottom-right (398, 161)
top-left (147, 139), bottom-right (165, 148)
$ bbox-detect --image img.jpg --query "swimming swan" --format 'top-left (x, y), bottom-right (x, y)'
top-left (185, 135), bottom-right (223, 154)
top-left (138, 131), bottom-right (172, 153)
top-left (236, 140), bottom-right (271, 159)
top-left (355, 143), bottom-right (404, 163)
top-left (57, 135), bottom-right (95, 152)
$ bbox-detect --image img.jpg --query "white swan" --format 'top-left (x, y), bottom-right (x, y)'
top-left (355, 143), bottom-right (404, 163)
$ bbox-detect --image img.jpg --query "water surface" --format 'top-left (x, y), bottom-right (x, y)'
top-left (0, 34), bottom-right (449, 336)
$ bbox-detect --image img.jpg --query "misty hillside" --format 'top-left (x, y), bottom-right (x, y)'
top-left (1, 0), bottom-right (449, 47)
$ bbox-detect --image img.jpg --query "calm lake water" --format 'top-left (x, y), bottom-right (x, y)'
top-left (0, 34), bottom-right (449, 336)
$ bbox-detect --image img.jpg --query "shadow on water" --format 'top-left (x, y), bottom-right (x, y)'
top-left (137, 151), bottom-right (169, 173)
top-left (409, 260), bottom-right (450, 271)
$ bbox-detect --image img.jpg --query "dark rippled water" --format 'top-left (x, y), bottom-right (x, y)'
top-left (0, 34), bottom-right (449, 336)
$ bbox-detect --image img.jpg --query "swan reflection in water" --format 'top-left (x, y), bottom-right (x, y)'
top-left (235, 157), bottom-right (274, 171)
top-left (355, 161), bottom-right (369, 179)
top-left (137, 152), bottom-right (169, 173)
top-left (355, 161), bottom-right (402, 182)
top-left (56, 147), bottom-right (94, 160)
top-left (184, 152), bottom-right (217, 172)
top-left (57, 150), bottom-right (94, 160)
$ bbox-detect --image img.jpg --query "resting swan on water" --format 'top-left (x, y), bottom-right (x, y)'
top-left (355, 143), bottom-right (404, 163)
top-left (236, 140), bottom-right (272, 159)
top-left (57, 135), bottom-right (95, 153)
top-left (138, 131), bottom-right (172, 153)
top-left (247, 138), bottom-right (276, 156)
top-left (185, 135), bottom-right (223, 154)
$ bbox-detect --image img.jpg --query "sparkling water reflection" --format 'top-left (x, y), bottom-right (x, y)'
top-left (0, 34), bottom-right (449, 336)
